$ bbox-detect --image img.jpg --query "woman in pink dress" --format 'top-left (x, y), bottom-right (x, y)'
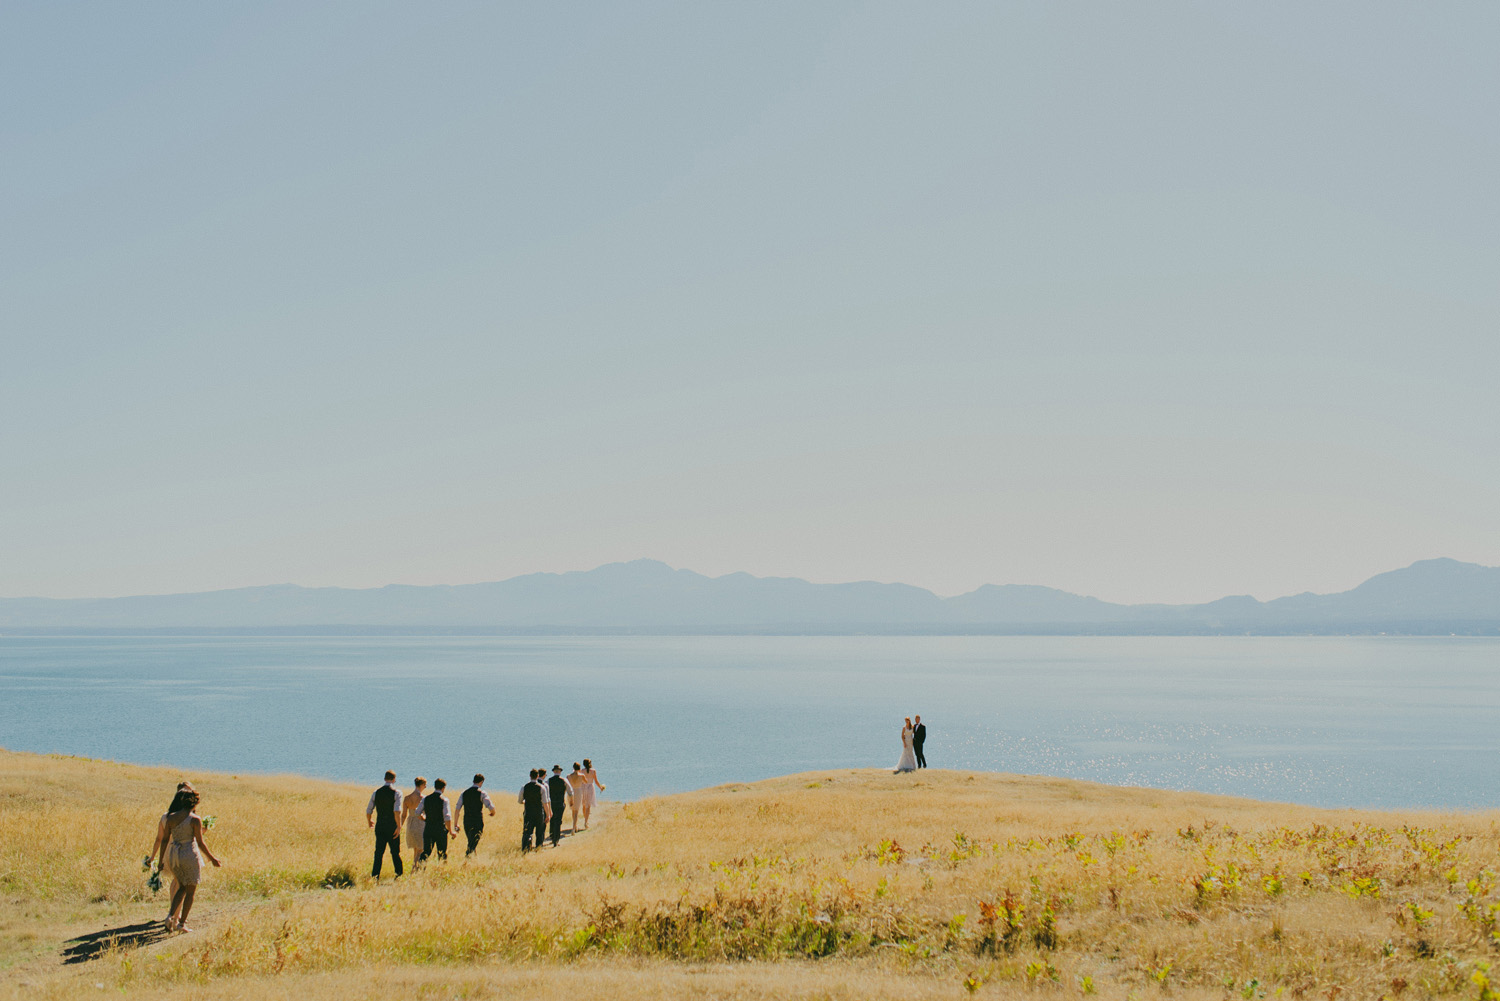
top-left (579, 758), bottom-right (605, 830)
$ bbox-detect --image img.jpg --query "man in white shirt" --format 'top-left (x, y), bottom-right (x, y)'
top-left (518, 769), bottom-right (552, 852)
top-left (419, 778), bottom-right (455, 862)
top-left (366, 770), bottom-right (403, 879)
top-left (454, 773), bottom-right (497, 857)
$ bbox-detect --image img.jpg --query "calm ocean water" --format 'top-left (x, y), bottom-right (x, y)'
top-left (1, 635), bottom-right (1495, 809)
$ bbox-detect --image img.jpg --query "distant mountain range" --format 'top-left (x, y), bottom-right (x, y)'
top-left (3, 558), bottom-right (1499, 634)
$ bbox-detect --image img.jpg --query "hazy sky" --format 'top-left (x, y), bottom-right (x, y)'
top-left (4, 3), bottom-right (1499, 604)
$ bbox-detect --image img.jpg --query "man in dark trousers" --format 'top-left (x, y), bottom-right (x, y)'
top-left (454, 773), bottom-right (496, 857)
top-left (365, 769), bottom-right (404, 879)
top-left (518, 769), bottom-right (551, 852)
top-left (419, 778), bottom-right (453, 863)
top-left (913, 715), bottom-right (928, 769)
top-left (547, 765), bottom-right (573, 846)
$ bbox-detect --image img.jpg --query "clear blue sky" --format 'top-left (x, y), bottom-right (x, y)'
top-left (3, 3), bottom-right (1498, 603)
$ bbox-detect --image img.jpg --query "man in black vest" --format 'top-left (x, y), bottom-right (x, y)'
top-left (518, 769), bottom-right (551, 852)
top-left (365, 770), bottom-right (403, 879)
top-left (547, 765), bottom-right (573, 846)
top-left (454, 773), bottom-right (496, 857)
top-left (419, 778), bottom-right (453, 863)
top-left (913, 715), bottom-right (927, 769)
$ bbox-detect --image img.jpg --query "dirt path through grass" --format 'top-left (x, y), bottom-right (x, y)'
top-left (17, 805), bottom-right (614, 979)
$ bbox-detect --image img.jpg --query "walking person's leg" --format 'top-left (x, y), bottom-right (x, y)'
top-left (176, 885), bottom-right (198, 929)
top-left (163, 850), bottom-right (183, 927)
top-left (465, 826), bottom-right (482, 857)
top-left (391, 832), bottom-right (403, 877)
top-left (167, 882), bottom-right (189, 927)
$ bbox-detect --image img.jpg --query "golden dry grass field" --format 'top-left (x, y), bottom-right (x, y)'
top-left (2, 747), bottom-right (1499, 1000)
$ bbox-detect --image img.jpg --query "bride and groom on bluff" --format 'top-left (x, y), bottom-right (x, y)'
top-left (894, 715), bottom-right (928, 773)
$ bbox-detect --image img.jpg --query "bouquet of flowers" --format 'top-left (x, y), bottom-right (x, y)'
top-left (201, 815), bottom-right (216, 830)
top-left (142, 856), bottom-right (163, 893)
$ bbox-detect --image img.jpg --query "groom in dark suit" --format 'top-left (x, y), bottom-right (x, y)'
top-left (913, 715), bottom-right (927, 768)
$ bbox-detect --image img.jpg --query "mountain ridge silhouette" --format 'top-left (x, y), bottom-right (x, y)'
top-left (3, 557), bottom-right (1498, 634)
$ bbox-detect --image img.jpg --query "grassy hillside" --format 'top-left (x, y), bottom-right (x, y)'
top-left (2, 748), bottom-right (1498, 1000)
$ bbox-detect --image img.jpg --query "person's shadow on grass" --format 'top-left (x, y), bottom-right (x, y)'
top-left (62, 920), bottom-right (172, 964)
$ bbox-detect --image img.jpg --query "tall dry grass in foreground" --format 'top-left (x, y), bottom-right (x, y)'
top-left (3, 749), bottom-right (1499, 1000)
top-left (0, 748), bottom-right (367, 974)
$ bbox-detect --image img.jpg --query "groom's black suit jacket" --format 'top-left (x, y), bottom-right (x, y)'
top-left (912, 723), bottom-right (926, 747)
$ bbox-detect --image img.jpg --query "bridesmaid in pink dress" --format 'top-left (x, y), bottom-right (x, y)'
top-left (579, 758), bottom-right (605, 830)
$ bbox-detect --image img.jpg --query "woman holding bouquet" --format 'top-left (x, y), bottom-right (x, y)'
top-left (148, 782), bottom-right (194, 903)
top-left (158, 786), bottom-right (222, 932)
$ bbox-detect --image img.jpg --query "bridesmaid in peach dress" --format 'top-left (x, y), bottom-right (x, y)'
top-left (159, 787), bottom-right (222, 932)
top-left (402, 777), bottom-right (428, 857)
top-left (148, 782), bottom-right (193, 906)
top-left (566, 763), bottom-right (586, 833)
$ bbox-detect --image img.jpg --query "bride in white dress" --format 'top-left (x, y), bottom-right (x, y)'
top-left (894, 716), bottom-right (917, 773)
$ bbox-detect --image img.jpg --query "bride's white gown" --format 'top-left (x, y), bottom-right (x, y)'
top-left (895, 726), bottom-right (917, 773)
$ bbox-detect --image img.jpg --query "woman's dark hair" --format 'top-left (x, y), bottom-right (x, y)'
top-left (167, 782), bottom-right (195, 812)
top-left (583, 759), bottom-right (592, 770)
top-left (168, 788), bottom-right (200, 813)
top-left (572, 762), bottom-right (581, 772)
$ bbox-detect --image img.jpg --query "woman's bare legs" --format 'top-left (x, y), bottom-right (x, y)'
top-left (167, 884), bottom-right (189, 928)
top-left (175, 886), bottom-right (198, 930)
top-left (582, 769), bottom-right (602, 829)
top-left (164, 876), bottom-right (181, 927)
top-left (569, 799), bottom-right (579, 834)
